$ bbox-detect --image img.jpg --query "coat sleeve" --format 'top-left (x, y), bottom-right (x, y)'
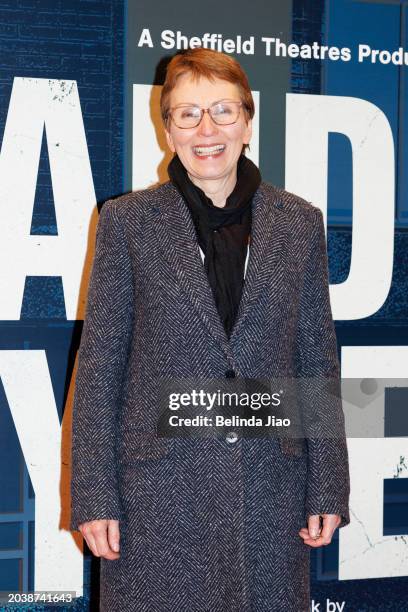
top-left (295, 208), bottom-right (350, 529)
top-left (70, 198), bottom-right (134, 532)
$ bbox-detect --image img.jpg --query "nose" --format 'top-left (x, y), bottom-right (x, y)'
top-left (197, 110), bottom-right (218, 136)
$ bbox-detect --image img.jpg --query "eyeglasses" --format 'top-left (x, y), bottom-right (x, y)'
top-left (168, 99), bottom-right (244, 129)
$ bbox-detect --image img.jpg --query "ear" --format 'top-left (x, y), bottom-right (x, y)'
top-left (243, 118), bottom-right (252, 145)
top-left (165, 127), bottom-right (176, 153)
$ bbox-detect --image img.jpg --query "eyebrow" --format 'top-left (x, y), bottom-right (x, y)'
top-left (171, 98), bottom-right (238, 108)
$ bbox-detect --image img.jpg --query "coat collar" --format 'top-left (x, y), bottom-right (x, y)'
top-left (148, 181), bottom-right (288, 364)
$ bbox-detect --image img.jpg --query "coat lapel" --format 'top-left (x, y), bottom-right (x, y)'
top-left (150, 182), bottom-right (288, 360)
top-left (229, 183), bottom-right (288, 345)
top-left (150, 183), bottom-right (232, 357)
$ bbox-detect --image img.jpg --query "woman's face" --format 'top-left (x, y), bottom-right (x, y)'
top-left (165, 73), bottom-right (252, 186)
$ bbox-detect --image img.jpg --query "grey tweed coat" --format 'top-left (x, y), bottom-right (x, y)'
top-left (70, 179), bottom-right (350, 612)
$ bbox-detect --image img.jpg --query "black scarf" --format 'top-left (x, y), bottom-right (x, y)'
top-left (168, 153), bottom-right (262, 338)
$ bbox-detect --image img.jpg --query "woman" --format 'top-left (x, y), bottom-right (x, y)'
top-left (70, 48), bottom-right (350, 612)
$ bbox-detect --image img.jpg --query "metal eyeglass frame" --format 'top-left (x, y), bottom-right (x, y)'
top-left (167, 99), bottom-right (244, 129)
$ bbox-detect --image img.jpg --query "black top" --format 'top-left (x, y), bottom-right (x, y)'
top-left (168, 153), bottom-right (261, 338)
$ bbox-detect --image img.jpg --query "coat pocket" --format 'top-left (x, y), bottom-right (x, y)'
top-left (117, 430), bottom-right (171, 463)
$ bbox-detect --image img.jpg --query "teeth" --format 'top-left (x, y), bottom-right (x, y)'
top-left (193, 145), bottom-right (225, 156)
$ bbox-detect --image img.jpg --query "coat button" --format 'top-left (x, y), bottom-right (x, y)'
top-left (225, 369), bottom-right (236, 378)
top-left (226, 431), bottom-right (238, 444)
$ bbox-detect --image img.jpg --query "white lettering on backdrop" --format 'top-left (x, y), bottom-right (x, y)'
top-left (0, 350), bottom-right (83, 594)
top-left (0, 77), bottom-right (97, 321)
top-left (285, 93), bottom-right (394, 321)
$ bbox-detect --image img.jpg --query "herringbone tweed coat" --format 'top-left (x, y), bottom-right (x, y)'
top-left (70, 179), bottom-right (350, 612)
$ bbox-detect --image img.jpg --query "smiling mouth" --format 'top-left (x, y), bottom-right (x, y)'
top-left (192, 144), bottom-right (226, 157)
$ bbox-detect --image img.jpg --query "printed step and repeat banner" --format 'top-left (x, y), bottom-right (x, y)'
top-left (0, 0), bottom-right (408, 610)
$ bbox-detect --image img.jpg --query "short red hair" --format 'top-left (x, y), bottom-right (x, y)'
top-left (160, 48), bottom-right (255, 127)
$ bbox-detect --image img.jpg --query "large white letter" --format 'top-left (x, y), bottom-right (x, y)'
top-left (285, 94), bottom-right (394, 320)
top-left (339, 346), bottom-right (408, 580)
top-left (0, 350), bottom-right (83, 594)
top-left (0, 77), bottom-right (97, 321)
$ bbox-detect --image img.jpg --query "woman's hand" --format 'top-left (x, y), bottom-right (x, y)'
top-left (298, 513), bottom-right (341, 547)
top-left (78, 519), bottom-right (120, 560)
